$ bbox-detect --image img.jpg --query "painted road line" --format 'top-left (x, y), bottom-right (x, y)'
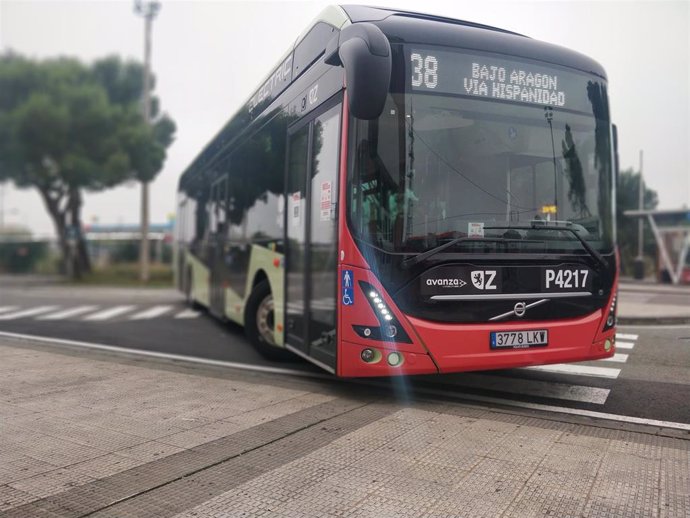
top-left (445, 374), bottom-right (610, 404)
top-left (0, 330), bottom-right (328, 381)
top-left (0, 306), bottom-right (18, 314)
top-left (129, 305), bottom-right (173, 320)
top-left (524, 363), bottom-right (621, 379)
top-left (83, 305), bottom-right (136, 321)
top-left (402, 383), bottom-right (690, 432)
top-left (615, 341), bottom-right (635, 350)
top-left (600, 353), bottom-right (629, 363)
top-left (0, 306), bottom-right (59, 320)
top-left (1, 329), bottom-right (688, 432)
top-left (175, 309), bottom-right (200, 319)
top-left (616, 333), bottom-right (639, 340)
top-left (38, 305), bottom-right (99, 320)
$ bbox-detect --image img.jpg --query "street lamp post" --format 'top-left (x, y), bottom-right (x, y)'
top-left (634, 150), bottom-right (645, 279)
top-left (134, 0), bottom-right (161, 283)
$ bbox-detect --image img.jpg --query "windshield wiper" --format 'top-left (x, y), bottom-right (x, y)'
top-left (400, 221), bottom-right (609, 272)
top-left (484, 222), bottom-right (609, 272)
top-left (400, 237), bottom-right (523, 270)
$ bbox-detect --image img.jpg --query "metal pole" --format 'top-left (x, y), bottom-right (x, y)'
top-left (632, 149), bottom-right (646, 280)
top-left (134, 0), bottom-right (160, 283)
top-left (637, 150), bottom-right (644, 258)
top-left (0, 183), bottom-right (4, 229)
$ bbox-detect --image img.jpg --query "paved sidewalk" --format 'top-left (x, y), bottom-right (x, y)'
top-left (0, 338), bottom-right (688, 517)
top-left (618, 280), bottom-right (690, 325)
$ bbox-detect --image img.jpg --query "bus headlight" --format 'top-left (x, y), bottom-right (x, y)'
top-left (352, 281), bottom-right (412, 344)
top-left (603, 290), bottom-right (617, 331)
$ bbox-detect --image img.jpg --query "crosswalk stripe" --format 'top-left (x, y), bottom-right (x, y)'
top-left (615, 341), bottom-right (635, 350)
top-left (0, 306), bottom-right (18, 314)
top-left (38, 305), bottom-right (99, 320)
top-left (128, 305), bottom-right (173, 320)
top-left (0, 306), bottom-right (59, 320)
top-left (175, 309), bottom-right (200, 319)
top-left (616, 333), bottom-right (639, 340)
top-left (83, 305), bottom-right (136, 321)
top-left (448, 373), bottom-right (610, 404)
top-left (524, 363), bottom-right (621, 379)
top-left (601, 353), bottom-right (629, 363)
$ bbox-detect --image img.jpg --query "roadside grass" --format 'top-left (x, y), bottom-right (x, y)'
top-left (72, 263), bottom-right (174, 287)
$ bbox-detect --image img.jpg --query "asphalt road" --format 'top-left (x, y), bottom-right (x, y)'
top-left (1, 278), bottom-right (688, 426)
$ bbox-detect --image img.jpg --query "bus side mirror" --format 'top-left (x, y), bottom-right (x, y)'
top-left (325, 23), bottom-right (391, 120)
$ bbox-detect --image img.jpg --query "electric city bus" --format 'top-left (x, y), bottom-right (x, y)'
top-left (175, 5), bottom-right (619, 376)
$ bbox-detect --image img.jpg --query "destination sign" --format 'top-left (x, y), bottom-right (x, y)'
top-left (409, 48), bottom-right (602, 113)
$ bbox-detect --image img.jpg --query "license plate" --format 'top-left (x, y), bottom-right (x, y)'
top-left (490, 330), bottom-right (548, 349)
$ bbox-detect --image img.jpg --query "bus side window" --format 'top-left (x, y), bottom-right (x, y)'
top-left (292, 22), bottom-right (337, 80)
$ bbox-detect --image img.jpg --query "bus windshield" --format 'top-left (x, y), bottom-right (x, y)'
top-left (349, 47), bottom-right (614, 257)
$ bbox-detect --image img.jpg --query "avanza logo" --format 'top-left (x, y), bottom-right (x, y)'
top-left (426, 278), bottom-right (467, 288)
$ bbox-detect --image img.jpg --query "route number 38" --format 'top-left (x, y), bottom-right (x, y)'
top-left (411, 53), bottom-right (438, 89)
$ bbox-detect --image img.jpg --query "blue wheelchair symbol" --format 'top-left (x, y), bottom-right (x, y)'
top-left (342, 288), bottom-right (354, 306)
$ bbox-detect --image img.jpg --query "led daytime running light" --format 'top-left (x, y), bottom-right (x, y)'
top-left (367, 289), bottom-right (392, 320)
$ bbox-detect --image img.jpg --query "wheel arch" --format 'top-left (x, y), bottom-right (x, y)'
top-left (251, 269), bottom-right (270, 292)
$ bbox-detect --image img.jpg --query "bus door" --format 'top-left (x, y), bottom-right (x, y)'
top-left (209, 175), bottom-right (228, 317)
top-left (285, 101), bottom-right (342, 371)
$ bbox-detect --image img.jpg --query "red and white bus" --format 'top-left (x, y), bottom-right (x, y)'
top-left (175, 5), bottom-right (619, 376)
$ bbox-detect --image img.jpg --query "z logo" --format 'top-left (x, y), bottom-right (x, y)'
top-left (471, 270), bottom-right (497, 290)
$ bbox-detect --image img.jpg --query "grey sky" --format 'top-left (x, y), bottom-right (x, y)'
top-left (1, 0), bottom-right (688, 236)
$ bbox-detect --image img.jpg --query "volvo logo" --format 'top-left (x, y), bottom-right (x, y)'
top-left (514, 302), bottom-right (527, 317)
top-left (489, 298), bottom-right (550, 322)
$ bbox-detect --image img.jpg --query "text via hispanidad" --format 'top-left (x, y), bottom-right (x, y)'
top-left (464, 63), bottom-right (566, 107)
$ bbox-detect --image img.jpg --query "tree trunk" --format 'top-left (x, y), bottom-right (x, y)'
top-left (38, 185), bottom-right (91, 279)
top-left (38, 187), bottom-right (70, 276)
top-left (67, 187), bottom-right (91, 278)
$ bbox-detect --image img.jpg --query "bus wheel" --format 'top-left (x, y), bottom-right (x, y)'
top-left (245, 280), bottom-right (291, 360)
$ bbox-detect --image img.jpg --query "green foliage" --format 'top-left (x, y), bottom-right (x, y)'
top-left (616, 168), bottom-right (658, 273)
top-left (0, 52), bottom-right (176, 190)
top-left (0, 51), bottom-right (176, 277)
top-left (0, 241), bottom-right (48, 273)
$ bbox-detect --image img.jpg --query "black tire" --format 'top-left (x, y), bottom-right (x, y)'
top-left (245, 280), bottom-right (292, 361)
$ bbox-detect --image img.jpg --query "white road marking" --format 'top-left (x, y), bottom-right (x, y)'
top-left (600, 353), bottom-right (629, 363)
top-left (83, 305), bottom-right (136, 321)
top-left (38, 305), bottom-right (99, 320)
top-left (1, 329), bottom-right (689, 432)
top-left (524, 363), bottom-right (621, 379)
top-left (0, 330), bottom-right (329, 381)
top-left (616, 333), bottom-right (639, 340)
top-left (0, 306), bottom-right (18, 314)
top-left (0, 306), bottom-right (59, 320)
top-left (446, 373), bottom-right (610, 404)
top-left (128, 305), bottom-right (173, 320)
top-left (615, 341), bottom-right (635, 350)
top-left (175, 309), bottom-right (200, 319)
top-left (401, 384), bottom-right (690, 432)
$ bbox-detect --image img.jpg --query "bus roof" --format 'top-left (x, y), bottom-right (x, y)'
top-left (340, 5), bottom-right (526, 37)
top-left (341, 5), bottom-right (607, 79)
top-left (179, 5), bottom-right (607, 188)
